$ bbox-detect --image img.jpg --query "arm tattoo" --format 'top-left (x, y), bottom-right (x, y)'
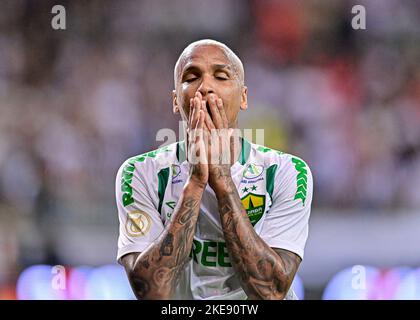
top-left (131, 277), bottom-right (150, 298)
top-left (216, 178), bottom-right (302, 300)
top-left (159, 233), bottom-right (174, 257)
top-left (126, 186), bottom-right (203, 300)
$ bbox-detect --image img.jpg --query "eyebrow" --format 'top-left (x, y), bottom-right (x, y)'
top-left (213, 64), bottom-right (232, 71)
top-left (182, 65), bottom-right (200, 76)
top-left (182, 63), bottom-right (232, 75)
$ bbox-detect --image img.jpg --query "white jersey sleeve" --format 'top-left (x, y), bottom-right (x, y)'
top-left (259, 155), bottom-right (313, 260)
top-left (115, 159), bottom-right (164, 263)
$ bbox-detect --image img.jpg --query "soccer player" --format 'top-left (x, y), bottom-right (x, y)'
top-left (116, 39), bottom-right (313, 300)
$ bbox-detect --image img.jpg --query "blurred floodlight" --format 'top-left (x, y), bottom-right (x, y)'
top-left (322, 265), bottom-right (379, 300)
top-left (84, 264), bottom-right (135, 300)
top-left (394, 268), bottom-right (420, 300)
top-left (68, 266), bottom-right (93, 300)
top-left (16, 265), bottom-right (67, 300)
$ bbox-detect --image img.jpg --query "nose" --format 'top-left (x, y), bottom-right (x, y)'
top-left (197, 74), bottom-right (214, 97)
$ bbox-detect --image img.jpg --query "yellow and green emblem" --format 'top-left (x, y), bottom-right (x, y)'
top-left (241, 193), bottom-right (266, 226)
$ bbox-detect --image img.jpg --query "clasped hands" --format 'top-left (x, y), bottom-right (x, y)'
top-left (186, 92), bottom-right (237, 191)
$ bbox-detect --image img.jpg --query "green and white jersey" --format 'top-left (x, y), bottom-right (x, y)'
top-left (115, 139), bottom-right (313, 300)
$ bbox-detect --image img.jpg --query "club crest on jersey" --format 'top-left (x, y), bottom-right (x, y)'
top-left (243, 164), bottom-right (263, 180)
top-left (241, 193), bottom-right (265, 226)
top-left (126, 210), bottom-right (152, 237)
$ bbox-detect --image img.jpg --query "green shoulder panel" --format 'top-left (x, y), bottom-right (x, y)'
top-left (291, 157), bottom-right (309, 205)
top-left (120, 144), bottom-right (174, 208)
top-left (254, 144), bottom-right (309, 206)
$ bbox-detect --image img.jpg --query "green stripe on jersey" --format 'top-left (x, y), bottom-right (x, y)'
top-left (291, 157), bottom-right (308, 205)
top-left (239, 138), bottom-right (251, 165)
top-left (157, 167), bottom-right (170, 213)
top-left (266, 164), bottom-right (278, 202)
top-left (176, 140), bottom-right (186, 162)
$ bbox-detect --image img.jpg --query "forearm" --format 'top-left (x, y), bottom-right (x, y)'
top-left (129, 180), bottom-right (204, 299)
top-left (215, 179), bottom-right (294, 300)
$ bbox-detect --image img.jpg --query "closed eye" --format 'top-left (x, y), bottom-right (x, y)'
top-left (184, 76), bottom-right (198, 83)
top-left (215, 71), bottom-right (230, 80)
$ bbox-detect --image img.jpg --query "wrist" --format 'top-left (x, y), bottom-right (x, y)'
top-left (210, 176), bottom-right (234, 196)
top-left (185, 176), bottom-right (207, 192)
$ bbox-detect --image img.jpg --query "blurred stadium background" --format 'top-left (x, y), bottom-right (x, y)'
top-left (1, 0), bottom-right (420, 299)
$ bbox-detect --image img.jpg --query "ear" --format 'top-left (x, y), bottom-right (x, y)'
top-left (172, 90), bottom-right (180, 114)
top-left (240, 86), bottom-right (248, 110)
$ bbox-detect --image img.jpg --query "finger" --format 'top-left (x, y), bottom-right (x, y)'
top-left (187, 98), bottom-right (194, 130)
top-left (199, 109), bottom-right (205, 130)
top-left (188, 98), bottom-right (193, 120)
top-left (192, 97), bottom-right (203, 142)
top-left (208, 94), bottom-right (223, 129)
top-left (193, 110), bottom-right (200, 144)
top-left (202, 100), bottom-right (216, 131)
top-left (217, 98), bottom-right (228, 128)
top-left (196, 110), bottom-right (207, 164)
top-left (195, 91), bottom-right (203, 101)
top-left (197, 110), bottom-right (205, 144)
top-left (187, 98), bottom-right (196, 153)
top-left (185, 98), bottom-right (194, 154)
top-left (195, 107), bottom-right (206, 139)
top-left (191, 95), bottom-right (202, 129)
top-left (195, 109), bottom-right (204, 133)
top-left (189, 98), bottom-right (196, 128)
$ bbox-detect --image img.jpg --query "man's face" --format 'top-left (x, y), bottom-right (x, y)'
top-left (173, 45), bottom-right (247, 128)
